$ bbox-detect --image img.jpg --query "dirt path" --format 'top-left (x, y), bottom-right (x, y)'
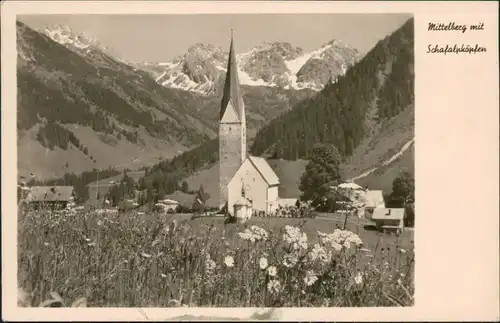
top-left (348, 138), bottom-right (415, 182)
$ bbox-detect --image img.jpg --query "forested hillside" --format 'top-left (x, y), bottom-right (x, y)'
top-left (250, 18), bottom-right (414, 160)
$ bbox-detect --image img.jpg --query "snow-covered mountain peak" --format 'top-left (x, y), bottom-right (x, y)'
top-left (42, 24), bottom-right (110, 54)
top-left (138, 38), bottom-right (361, 95)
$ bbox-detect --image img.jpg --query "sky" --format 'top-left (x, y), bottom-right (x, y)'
top-left (18, 14), bottom-right (412, 62)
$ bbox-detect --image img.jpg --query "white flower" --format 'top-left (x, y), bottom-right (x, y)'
top-left (238, 226), bottom-right (269, 243)
top-left (249, 225), bottom-right (269, 241)
top-left (282, 253), bottom-right (298, 268)
top-left (259, 257), bottom-right (269, 270)
top-left (267, 279), bottom-right (281, 293)
top-left (267, 265), bottom-right (277, 277)
top-left (238, 232), bottom-right (255, 242)
top-left (354, 271), bottom-right (363, 285)
top-left (399, 248), bottom-right (407, 254)
top-left (303, 270), bottom-right (318, 286)
top-left (141, 252), bottom-right (152, 258)
top-left (160, 273), bottom-right (167, 278)
top-left (224, 255), bottom-right (235, 268)
top-left (308, 243), bottom-right (330, 263)
top-left (205, 254), bottom-right (216, 272)
top-left (318, 229), bottom-right (363, 251)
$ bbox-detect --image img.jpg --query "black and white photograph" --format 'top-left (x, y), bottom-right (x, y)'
top-left (15, 13), bottom-right (416, 308)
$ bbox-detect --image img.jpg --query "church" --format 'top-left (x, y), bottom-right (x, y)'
top-left (218, 32), bottom-right (283, 217)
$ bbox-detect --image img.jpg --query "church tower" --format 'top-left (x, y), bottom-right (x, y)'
top-left (219, 31), bottom-right (247, 209)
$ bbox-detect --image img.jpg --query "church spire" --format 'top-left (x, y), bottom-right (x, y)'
top-left (220, 29), bottom-right (245, 121)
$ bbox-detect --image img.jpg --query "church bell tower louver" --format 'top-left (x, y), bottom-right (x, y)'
top-left (219, 30), bottom-right (247, 210)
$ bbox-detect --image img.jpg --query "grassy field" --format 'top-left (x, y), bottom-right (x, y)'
top-left (18, 208), bottom-right (414, 308)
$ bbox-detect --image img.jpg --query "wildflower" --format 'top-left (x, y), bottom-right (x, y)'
top-left (43, 242), bottom-right (49, 246)
top-left (238, 231), bottom-right (257, 243)
top-left (399, 248), bottom-right (407, 254)
top-left (282, 253), bottom-right (298, 268)
top-left (224, 255), bottom-right (235, 268)
top-left (238, 226), bottom-right (268, 243)
top-left (267, 265), bottom-right (277, 277)
top-left (84, 238), bottom-right (91, 242)
top-left (141, 252), bottom-right (152, 258)
top-left (397, 278), bottom-right (402, 285)
top-left (267, 279), bottom-right (281, 294)
top-left (249, 225), bottom-right (269, 241)
top-left (303, 270), bottom-right (318, 286)
top-left (354, 271), bottom-right (363, 285)
top-left (160, 273), bottom-right (167, 278)
top-left (259, 257), bottom-right (269, 270)
top-left (308, 243), bottom-right (330, 263)
top-left (282, 225), bottom-right (308, 250)
top-left (205, 254), bottom-right (216, 272)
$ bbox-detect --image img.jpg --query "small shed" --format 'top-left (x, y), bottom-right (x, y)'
top-left (233, 197), bottom-right (252, 223)
top-left (25, 186), bottom-right (75, 210)
top-left (372, 208), bottom-right (406, 234)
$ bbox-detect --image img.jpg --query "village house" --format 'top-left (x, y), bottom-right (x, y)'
top-left (364, 190), bottom-right (386, 218)
top-left (372, 207), bottom-right (406, 234)
top-left (25, 186), bottom-right (75, 210)
top-left (156, 198), bottom-right (180, 213)
top-left (218, 32), bottom-right (285, 218)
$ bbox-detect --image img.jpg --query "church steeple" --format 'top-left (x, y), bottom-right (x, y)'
top-left (218, 30), bottom-right (247, 211)
top-left (220, 29), bottom-right (245, 122)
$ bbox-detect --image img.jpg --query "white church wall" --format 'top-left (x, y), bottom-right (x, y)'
top-left (267, 185), bottom-right (279, 214)
top-left (228, 159), bottom-right (268, 216)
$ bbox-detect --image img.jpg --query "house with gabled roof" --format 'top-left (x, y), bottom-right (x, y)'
top-left (25, 186), bottom-right (75, 210)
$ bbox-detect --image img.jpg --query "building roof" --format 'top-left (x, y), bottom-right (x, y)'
top-left (160, 199), bottom-right (179, 205)
top-left (234, 196), bottom-right (252, 206)
top-left (365, 190), bottom-right (385, 208)
top-left (248, 156), bottom-right (280, 186)
top-left (338, 182), bottom-right (364, 190)
top-left (26, 186), bottom-right (74, 202)
top-left (220, 31), bottom-right (245, 122)
top-left (372, 208), bottom-right (405, 221)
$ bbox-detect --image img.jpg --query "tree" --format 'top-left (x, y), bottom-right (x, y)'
top-left (388, 171), bottom-right (415, 207)
top-left (180, 180), bottom-right (189, 193)
top-left (193, 184), bottom-right (210, 213)
top-left (330, 184), bottom-right (367, 229)
top-left (299, 143), bottom-right (343, 209)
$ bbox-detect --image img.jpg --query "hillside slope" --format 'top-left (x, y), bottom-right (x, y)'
top-left (250, 18), bottom-right (414, 160)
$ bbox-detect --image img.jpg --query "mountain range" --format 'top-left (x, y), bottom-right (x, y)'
top-left (18, 21), bottom-right (350, 179)
top-left (132, 39), bottom-right (361, 95)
